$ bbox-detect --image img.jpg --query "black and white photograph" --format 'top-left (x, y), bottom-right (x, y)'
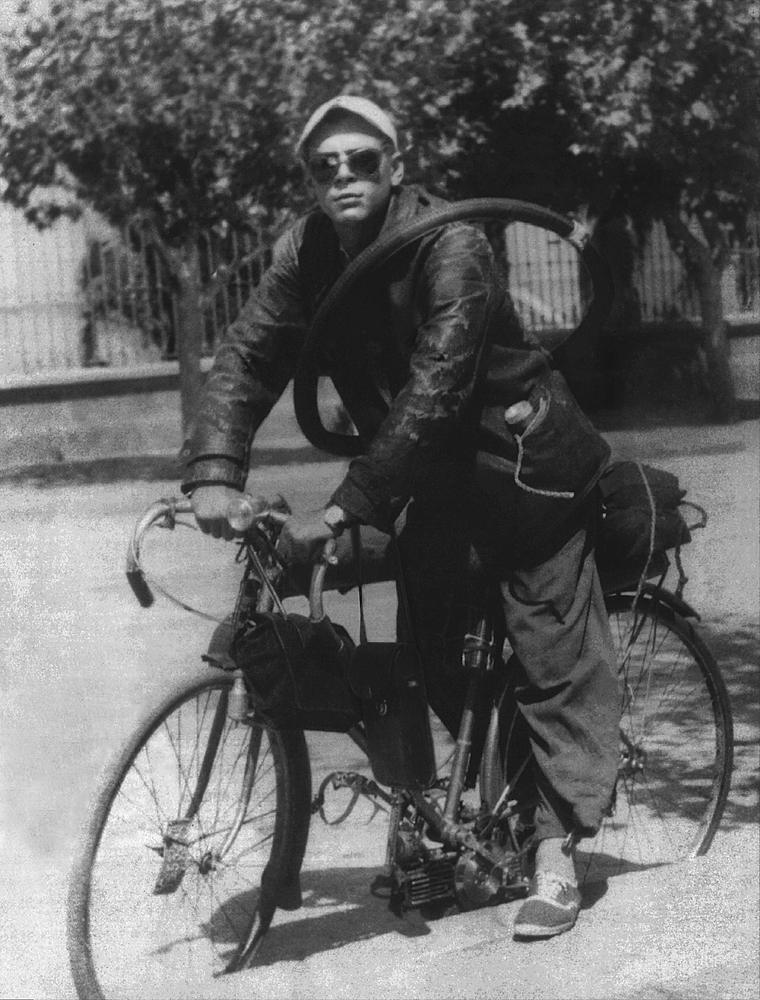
top-left (1, 2), bottom-right (758, 997)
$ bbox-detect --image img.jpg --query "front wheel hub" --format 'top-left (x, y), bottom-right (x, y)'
top-left (198, 851), bottom-right (219, 876)
top-left (620, 743), bottom-right (646, 777)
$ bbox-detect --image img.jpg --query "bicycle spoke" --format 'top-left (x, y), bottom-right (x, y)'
top-left (71, 676), bottom-right (310, 999)
top-left (574, 596), bottom-right (732, 885)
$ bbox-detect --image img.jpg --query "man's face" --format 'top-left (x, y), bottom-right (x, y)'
top-left (305, 118), bottom-right (403, 231)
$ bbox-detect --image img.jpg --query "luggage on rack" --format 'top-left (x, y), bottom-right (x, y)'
top-left (595, 461), bottom-right (693, 588)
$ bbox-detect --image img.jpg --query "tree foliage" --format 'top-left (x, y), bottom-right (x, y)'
top-left (2, 0), bottom-right (757, 420)
top-left (0, 0), bottom-right (567, 234)
top-left (0, 0), bottom-right (309, 237)
top-left (503, 1), bottom-right (760, 230)
top-left (4, 0), bottom-right (756, 240)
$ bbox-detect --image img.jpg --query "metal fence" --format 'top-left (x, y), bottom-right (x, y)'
top-left (1, 203), bottom-right (758, 381)
top-left (635, 221), bottom-right (700, 322)
top-left (634, 220), bottom-right (760, 324)
top-left (504, 223), bottom-right (584, 332)
top-left (77, 221), bottom-right (272, 368)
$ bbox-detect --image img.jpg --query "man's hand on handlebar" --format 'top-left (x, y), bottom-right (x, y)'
top-left (192, 487), bottom-right (336, 563)
top-left (278, 509), bottom-right (336, 565)
top-left (191, 485), bottom-right (244, 541)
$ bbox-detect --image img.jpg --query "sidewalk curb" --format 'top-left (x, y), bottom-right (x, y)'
top-left (2, 420), bottom-right (755, 488)
top-left (0, 442), bottom-right (342, 488)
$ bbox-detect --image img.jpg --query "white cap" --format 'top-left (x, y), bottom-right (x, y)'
top-left (296, 96), bottom-right (398, 159)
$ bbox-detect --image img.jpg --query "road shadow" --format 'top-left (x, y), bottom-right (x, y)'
top-left (191, 614), bottom-right (759, 970)
top-left (700, 615), bottom-right (760, 828)
top-left (205, 865), bottom-right (430, 969)
top-left (202, 861), bottom-right (615, 969)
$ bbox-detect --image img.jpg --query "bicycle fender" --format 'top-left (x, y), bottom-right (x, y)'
top-left (202, 617), bottom-right (238, 670)
top-left (641, 583), bottom-right (700, 621)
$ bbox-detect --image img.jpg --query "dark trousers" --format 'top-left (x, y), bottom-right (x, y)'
top-left (397, 493), bottom-right (619, 841)
top-left (498, 522), bottom-right (619, 838)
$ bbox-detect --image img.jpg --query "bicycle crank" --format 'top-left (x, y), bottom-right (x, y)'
top-left (454, 843), bottom-right (528, 910)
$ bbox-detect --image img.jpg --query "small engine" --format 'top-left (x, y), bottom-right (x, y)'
top-left (388, 825), bottom-right (527, 913)
top-left (397, 853), bottom-right (459, 909)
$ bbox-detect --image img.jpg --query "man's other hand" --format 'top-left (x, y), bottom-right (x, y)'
top-left (191, 485), bottom-right (244, 541)
top-left (278, 510), bottom-right (335, 565)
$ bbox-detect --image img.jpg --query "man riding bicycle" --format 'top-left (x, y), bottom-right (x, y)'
top-left (182, 95), bottom-right (619, 939)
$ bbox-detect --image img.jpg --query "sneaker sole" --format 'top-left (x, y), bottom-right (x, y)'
top-left (513, 918), bottom-right (577, 939)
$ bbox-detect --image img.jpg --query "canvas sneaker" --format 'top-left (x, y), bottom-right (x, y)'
top-left (513, 870), bottom-right (581, 939)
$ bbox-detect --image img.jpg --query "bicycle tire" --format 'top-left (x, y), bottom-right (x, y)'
top-left (293, 197), bottom-right (613, 457)
top-left (67, 670), bottom-right (312, 1000)
top-left (480, 592), bottom-right (733, 886)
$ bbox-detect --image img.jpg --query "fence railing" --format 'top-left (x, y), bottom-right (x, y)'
top-left (1, 205), bottom-right (758, 382)
top-left (77, 221), bottom-right (273, 369)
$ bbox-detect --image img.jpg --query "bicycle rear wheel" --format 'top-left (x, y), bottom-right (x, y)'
top-left (578, 593), bottom-right (733, 883)
top-left (67, 670), bottom-right (311, 1000)
top-left (481, 592), bottom-right (733, 886)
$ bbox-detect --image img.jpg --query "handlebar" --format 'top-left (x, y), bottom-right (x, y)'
top-left (126, 499), bottom-right (194, 608)
top-left (125, 497), bottom-right (336, 621)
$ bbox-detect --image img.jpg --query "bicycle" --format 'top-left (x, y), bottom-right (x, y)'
top-left (67, 493), bottom-right (733, 1000)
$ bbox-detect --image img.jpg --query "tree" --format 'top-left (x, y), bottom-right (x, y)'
top-left (3, 0), bottom-right (756, 423)
top-left (0, 0), bottom-right (310, 432)
top-left (0, 0), bottom-right (538, 426)
top-left (483, 0), bottom-right (760, 420)
top-left (258, 0), bottom-right (760, 419)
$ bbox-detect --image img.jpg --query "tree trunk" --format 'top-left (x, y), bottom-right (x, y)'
top-left (661, 210), bottom-right (738, 423)
top-left (172, 239), bottom-right (205, 438)
top-left (594, 215), bottom-right (642, 336)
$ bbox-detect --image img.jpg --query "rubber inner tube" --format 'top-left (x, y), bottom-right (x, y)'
top-left (293, 197), bottom-right (613, 457)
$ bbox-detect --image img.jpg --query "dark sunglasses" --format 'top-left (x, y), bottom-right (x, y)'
top-left (306, 147), bottom-right (385, 185)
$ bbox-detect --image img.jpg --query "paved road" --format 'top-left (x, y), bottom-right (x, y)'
top-left (0, 421), bottom-right (758, 999)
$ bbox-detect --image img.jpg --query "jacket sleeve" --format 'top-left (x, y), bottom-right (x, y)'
top-left (330, 225), bottom-right (496, 530)
top-left (181, 226), bottom-right (307, 493)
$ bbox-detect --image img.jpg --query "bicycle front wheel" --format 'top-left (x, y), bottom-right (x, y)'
top-left (67, 670), bottom-right (311, 1000)
top-left (577, 593), bottom-right (733, 883)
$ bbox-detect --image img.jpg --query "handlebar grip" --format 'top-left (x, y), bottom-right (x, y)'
top-left (126, 568), bottom-right (155, 608)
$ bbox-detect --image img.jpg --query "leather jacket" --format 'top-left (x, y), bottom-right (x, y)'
top-left (182, 185), bottom-right (609, 547)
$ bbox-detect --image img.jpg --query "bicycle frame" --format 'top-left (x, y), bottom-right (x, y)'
top-left (125, 494), bottom-right (725, 923)
top-left (127, 497), bottom-right (535, 910)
